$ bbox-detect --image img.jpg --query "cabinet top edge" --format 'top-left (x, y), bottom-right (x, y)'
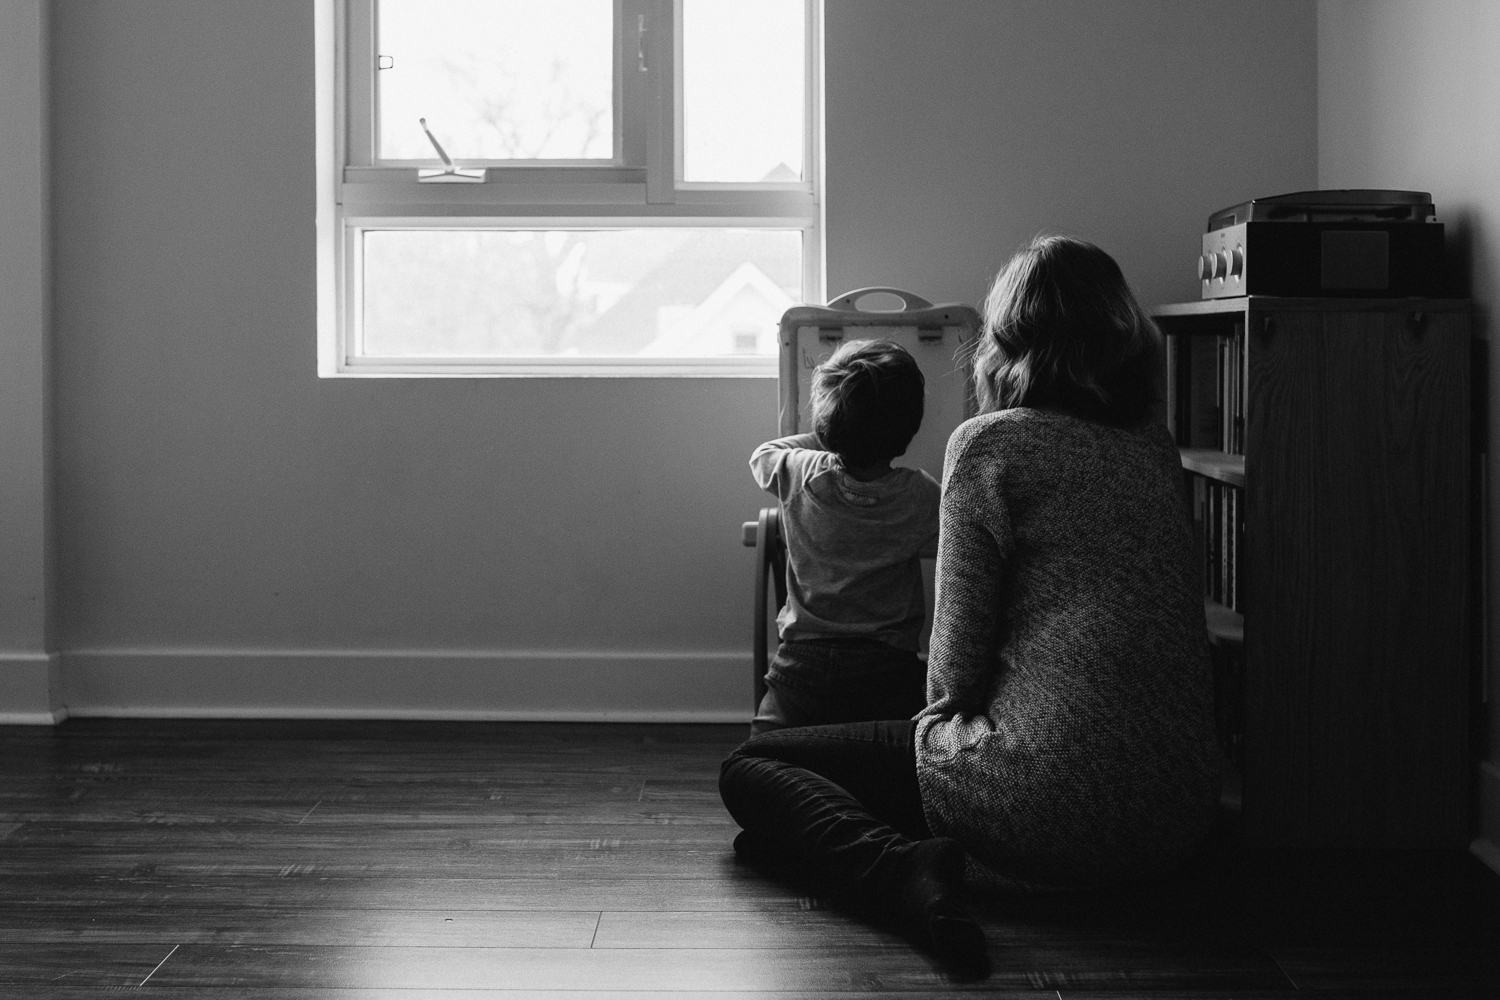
top-left (1151, 296), bottom-right (1471, 319)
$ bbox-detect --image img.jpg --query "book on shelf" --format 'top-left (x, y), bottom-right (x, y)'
top-left (1199, 478), bottom-right (1220, 606)
top-left (1165, 321), bottom-right (1247, 616)
top-left (1218, 321), bottom-right (1246, 454)
top-left (1189, 474), bottom-right (1244, 614)
top-left (1165, 324), bottom-right (1247, 457)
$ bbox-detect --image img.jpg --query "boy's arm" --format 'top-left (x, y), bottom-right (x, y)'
top-left (917, 471), bottom-right (941, 558)
top-left (748, 433), bottom-right (823, 498)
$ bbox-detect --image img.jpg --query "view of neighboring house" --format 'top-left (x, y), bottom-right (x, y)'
top-left (637, 262), bottom-right (796, 357)
top-left (572, 227), bottom-right (803, 358)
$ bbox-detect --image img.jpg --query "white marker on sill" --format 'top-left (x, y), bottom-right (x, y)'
top-left (417, 118), bottom-right (486, 183)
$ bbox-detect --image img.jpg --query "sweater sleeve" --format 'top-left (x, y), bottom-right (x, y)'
top-left (924, 431), bottom-right (1011, 714)
top-left (748, 433), bottom-right (823, 500)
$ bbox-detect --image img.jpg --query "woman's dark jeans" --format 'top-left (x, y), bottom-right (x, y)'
top-left (718, 720), bottom-right (931, 901)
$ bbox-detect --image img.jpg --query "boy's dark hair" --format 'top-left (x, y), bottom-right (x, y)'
top-left (972, 235), bottom-right (1162, 427)
top-left (810, 339), bottom-right (925, 466)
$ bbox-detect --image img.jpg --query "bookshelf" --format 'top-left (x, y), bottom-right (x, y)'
top-left (1152, 296), bottom-right (1472, 847)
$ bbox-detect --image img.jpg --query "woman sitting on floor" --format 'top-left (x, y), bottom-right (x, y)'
top-left (718, 235), bottom-right (1222, 977)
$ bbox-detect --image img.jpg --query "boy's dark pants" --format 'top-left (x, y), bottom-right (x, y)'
top-left (752, 637), bottom-right (926, 735)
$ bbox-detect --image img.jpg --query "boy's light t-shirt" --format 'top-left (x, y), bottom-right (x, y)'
top-left (750, 434), bottom-right (941, 651)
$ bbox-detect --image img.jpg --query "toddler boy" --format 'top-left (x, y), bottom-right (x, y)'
top-left (750, 339), bottom-right (940, 733)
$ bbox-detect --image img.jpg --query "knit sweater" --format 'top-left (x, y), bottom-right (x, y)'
top-left (915, 409), bottom-right (1221, 891)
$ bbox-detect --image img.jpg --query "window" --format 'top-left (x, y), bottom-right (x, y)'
top-left (315, 0), bottom-right (824, 376)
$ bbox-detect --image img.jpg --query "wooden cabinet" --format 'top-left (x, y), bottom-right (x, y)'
top-left (1153, 297), bottom-right (1472, 847)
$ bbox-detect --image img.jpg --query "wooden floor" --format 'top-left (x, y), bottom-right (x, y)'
top-left (1, 720), bottom-right (1497, 998)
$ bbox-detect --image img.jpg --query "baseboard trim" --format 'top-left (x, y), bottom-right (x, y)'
top-left (0, 652), bottom-right (63, 723)
top-left (0, 710), bottom-right (67, 725)
top-left (60, 648), bottom-right (752, 722)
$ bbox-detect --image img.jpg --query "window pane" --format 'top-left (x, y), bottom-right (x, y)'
top-left (362, 230), bottom-right (802, 358)
top-left (682, 0), bottom-right (805, 183)
top-left (377, 0), bottom-right (613, 161)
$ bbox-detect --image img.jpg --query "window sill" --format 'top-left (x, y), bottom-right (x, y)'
top-left (323, 357), bottom-right (779, 378)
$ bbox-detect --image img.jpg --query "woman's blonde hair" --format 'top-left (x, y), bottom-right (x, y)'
top-left (972, 235), bottom-right (1161, 427)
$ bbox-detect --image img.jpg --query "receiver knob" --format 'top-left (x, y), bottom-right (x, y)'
top-left (1217, 250), bottom-right (1233, 281)
top-left (1229, 246), bottom-right (1245, 278)
top-left (1198, 254), bottom-right (1214, 281)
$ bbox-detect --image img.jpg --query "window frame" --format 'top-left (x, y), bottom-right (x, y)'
top-left (315, 0), bottom-right (825, 377)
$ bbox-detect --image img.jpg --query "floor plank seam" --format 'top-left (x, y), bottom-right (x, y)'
top-left (137, 942), bottom-right (178, 988)
top-left (1265, 946), bottom-right (1300, 990)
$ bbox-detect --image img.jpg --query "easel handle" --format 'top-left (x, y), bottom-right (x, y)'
top-left (825, 287), bottom-right (934, 313)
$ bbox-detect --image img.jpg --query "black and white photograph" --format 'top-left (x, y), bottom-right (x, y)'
top-left (1, 0), bottom-right (1497, 993)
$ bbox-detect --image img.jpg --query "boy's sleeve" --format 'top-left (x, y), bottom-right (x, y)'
top-left (924, 430), bottom-right (1012, 715)
top-left (748, 433), bottom-right (822, 500)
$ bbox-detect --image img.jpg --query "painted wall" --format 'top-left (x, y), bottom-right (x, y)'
top-left (34, 0), bottom-right (1316, 718)
top-left (824, 0), bottom-right (1318, 313)
top-left (47, 1), bottom-right (775, 718)
top-left (1317, 0), bottom-right (1500, 854)
top-left (0, 0), bottom-right (58, 722)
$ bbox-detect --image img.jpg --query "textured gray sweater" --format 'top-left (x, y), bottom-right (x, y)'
top-left (915, 409), bottom-right (1221, 891)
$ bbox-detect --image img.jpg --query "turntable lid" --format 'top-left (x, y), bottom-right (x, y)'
top-left (1208, 189), bottom-right (1434, 230)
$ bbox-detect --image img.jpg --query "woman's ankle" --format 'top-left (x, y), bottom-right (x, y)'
top-left (887, 838), bottom-right (990, 978)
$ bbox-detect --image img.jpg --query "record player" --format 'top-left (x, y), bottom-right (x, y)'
top-left (1198, 189), bottom-right (1445, 299)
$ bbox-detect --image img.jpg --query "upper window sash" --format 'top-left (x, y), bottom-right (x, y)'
top-left (346, 0), bottom-right (634, 171)
top-left (338, 0), bottom-right (819, 206)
